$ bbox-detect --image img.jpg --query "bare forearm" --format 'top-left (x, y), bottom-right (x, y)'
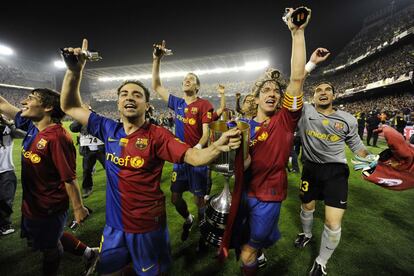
top-left (152, 59), bottom-right (169, 102)
top-left (65, 180), bottom-right (84, 211)
top-left (61, 70), bottom-right (83, 111)
top-left (152, 59), bottom-right (162, 90)
top-left (184, 144), bottom-right (221, 166)
top-left (287, 30), bottom-right (306, 96)
top-left (0, 96), bottom-right (19, 119)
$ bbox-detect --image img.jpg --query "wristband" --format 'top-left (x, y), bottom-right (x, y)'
top-left (305, 61), bottom-right (317, 73)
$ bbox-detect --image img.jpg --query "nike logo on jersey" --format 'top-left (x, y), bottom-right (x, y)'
top-left (142, 264), bottom-right (155, 272)
top-left (177, 107), bottom-right (183, 110)
top-left (340, 200), bottom-right (347, 204)
top-left (108, 137), bottom-right (118, 142)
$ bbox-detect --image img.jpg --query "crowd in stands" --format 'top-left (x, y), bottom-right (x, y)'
top-left (325, 4), bottom-right (414, 70)
top-left (305, 43), bottom-right (414, 97)
top-left (0, 62), bottom-right (54, 89)
top-left (0, 87), bottom-right (29, 108)
top-left (334, 92), bottom-right (414, 127)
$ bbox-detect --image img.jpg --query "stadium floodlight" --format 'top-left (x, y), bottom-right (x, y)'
top-left (0, 44), bottom-right (14, 56)
top-left (98, 60), bottom-right (270, 82)
top-left (244, 60), bottom-right (269, 71)
top-left (54, 60), bottom-right (66, 69)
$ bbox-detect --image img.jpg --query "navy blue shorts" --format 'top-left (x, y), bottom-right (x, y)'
top-left (98, 225), bottom-right (171, 275)
top-left (21, 211), bottom-right (68, 251)
top-left (170, 163), bottom-right (208, 196)
top-left (246, 196), bottom-right (282, 249)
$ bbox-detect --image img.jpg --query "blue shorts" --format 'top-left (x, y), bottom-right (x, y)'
top-left (98, 225), bottom-right (171, 276)
top-left (21, 211), bottom-right (68, 251)
top-left (170, 163), bottom-right (208, 196)
top-left (247, 197), bottom-right (281, 249)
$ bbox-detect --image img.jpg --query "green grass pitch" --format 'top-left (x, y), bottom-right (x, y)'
top-left (0, 122), bottom-right (413, 275)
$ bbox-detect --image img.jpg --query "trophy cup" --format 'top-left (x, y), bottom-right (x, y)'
top-left (199, 120), bottom-right (250, 247)
top-left (60, 48), bottom-right (103, 68)
top-left (282, 6), bottom-right (311, 27)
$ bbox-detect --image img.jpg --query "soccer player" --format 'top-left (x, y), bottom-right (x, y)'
top-left (221, 8), bottom-right (309, 275)
top-left (152, 41), bottom-right (215, 245)
top-left (60, 38), bottom-right (241, 276)
top-left (236, 93), bottom-right (257, 120)
top-left (0, 115), bottom-right (25, 236)
top-left (294, 74), bottom-right (374, 275)
top-left (0, 89), bottom-right (95, 276)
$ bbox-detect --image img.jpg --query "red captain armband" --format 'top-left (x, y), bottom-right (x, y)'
top-left (282, 93), bottom-right (303, 111)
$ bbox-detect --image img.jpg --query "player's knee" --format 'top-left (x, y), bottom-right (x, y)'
top-left (170, 193), bottom-right (182, 205)
top-left (324, 221), bottom-right (341, 232)
top-left (240, 246), bottom-right (257, 265)
top-left (302, 202), bottom-right (315, 212)
top-left (194, 196), bottom-right (206, 208)
top-left (300, 205), bottom-right (315, 216)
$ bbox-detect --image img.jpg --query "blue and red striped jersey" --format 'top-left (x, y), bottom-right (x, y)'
top-left (87, 112), bottom-right (190, 233)
top-left (168, 95), bottom-right (213, 147)
top-left (15, 112), bottom-right (76, 219)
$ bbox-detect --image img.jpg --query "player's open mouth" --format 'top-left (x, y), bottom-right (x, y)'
top-left (124, 104), bottom-right (136, 109)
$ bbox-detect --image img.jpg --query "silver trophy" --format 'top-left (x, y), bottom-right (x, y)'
top-left (81, 50), bottom-right (103, 61)
top-left (200, 120), bottom-right (250, 247)
top-left (60, 48), bottom-right (102, 68)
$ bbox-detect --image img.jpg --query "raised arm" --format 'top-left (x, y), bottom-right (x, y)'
top-left (285, 8), bottom-right (311, 97)
top-left (60, 39), bottom-right (91, 126)
top-left (152, 40), bottom-right (171, 102)
top-left (305, 48), bottom-right (330, 77)
top-left (215, 84), bottom-right (226, 117)
top-left (0, 96), bottom-right (20, 119)
top-left (235, 93), bottom-right (243, 115)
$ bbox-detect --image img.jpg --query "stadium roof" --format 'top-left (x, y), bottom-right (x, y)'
top-left (83, 48), bottom-right (272, 82)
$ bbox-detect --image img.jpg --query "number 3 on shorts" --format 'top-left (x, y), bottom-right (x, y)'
top-left (171, 172), bottom-right (177, 182)
top-left (300, 180), bottom-right (309, 192)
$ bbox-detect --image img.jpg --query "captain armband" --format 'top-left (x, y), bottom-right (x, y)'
top-left (282, 93), bottom-right (303, 111)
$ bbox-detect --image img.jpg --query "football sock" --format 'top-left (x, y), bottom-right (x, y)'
top-left (60, 232), bottom-right (87, 256)
top-left (316, 224), bottom-right (341, 266)
top-left (241, 260), bottom-right (258, 276)
top-left (300, 206), bottom-right (314, 238)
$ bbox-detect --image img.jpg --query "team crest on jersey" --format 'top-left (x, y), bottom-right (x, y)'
top-left (175, 138), bottom-right (185, 144)
top-left (207, 112), bottom-right (212, 119)
top-left (258, 131), bottom-right (268, 141)
top-left (36, 138), bottom-right (47, 150)
top-left (130, 156), bottom-right (145, 168)
top-left (184, 107), bottom-right (189, 113)
top-left (191, 107), bottom-right (198, 114)
top-left (188, 118), bottom-right (196, 125)
top-left (334, 122), bottom-right (344, 130)
top-left (119, 138), bottom-right (129, 147)
top-left (135, 138), bottom-right (148, 150)
top-left (322, 119), bottom-right (329, 126)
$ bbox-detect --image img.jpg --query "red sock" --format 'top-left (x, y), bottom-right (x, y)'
top-left (60, 232), bottom-right (87, 256)
top-left (241, 261), bottom-right (258, 276)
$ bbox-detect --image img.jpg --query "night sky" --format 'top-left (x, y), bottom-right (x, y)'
top-left (0, 0), bottom-right (410, 71)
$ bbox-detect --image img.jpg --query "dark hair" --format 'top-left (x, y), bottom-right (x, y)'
top-left (31, 88), bottom-right (65, 123)
top-left (117, 80), bottom-right (150, 102)
top-left (313, 81), bottom-right (335, 94)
